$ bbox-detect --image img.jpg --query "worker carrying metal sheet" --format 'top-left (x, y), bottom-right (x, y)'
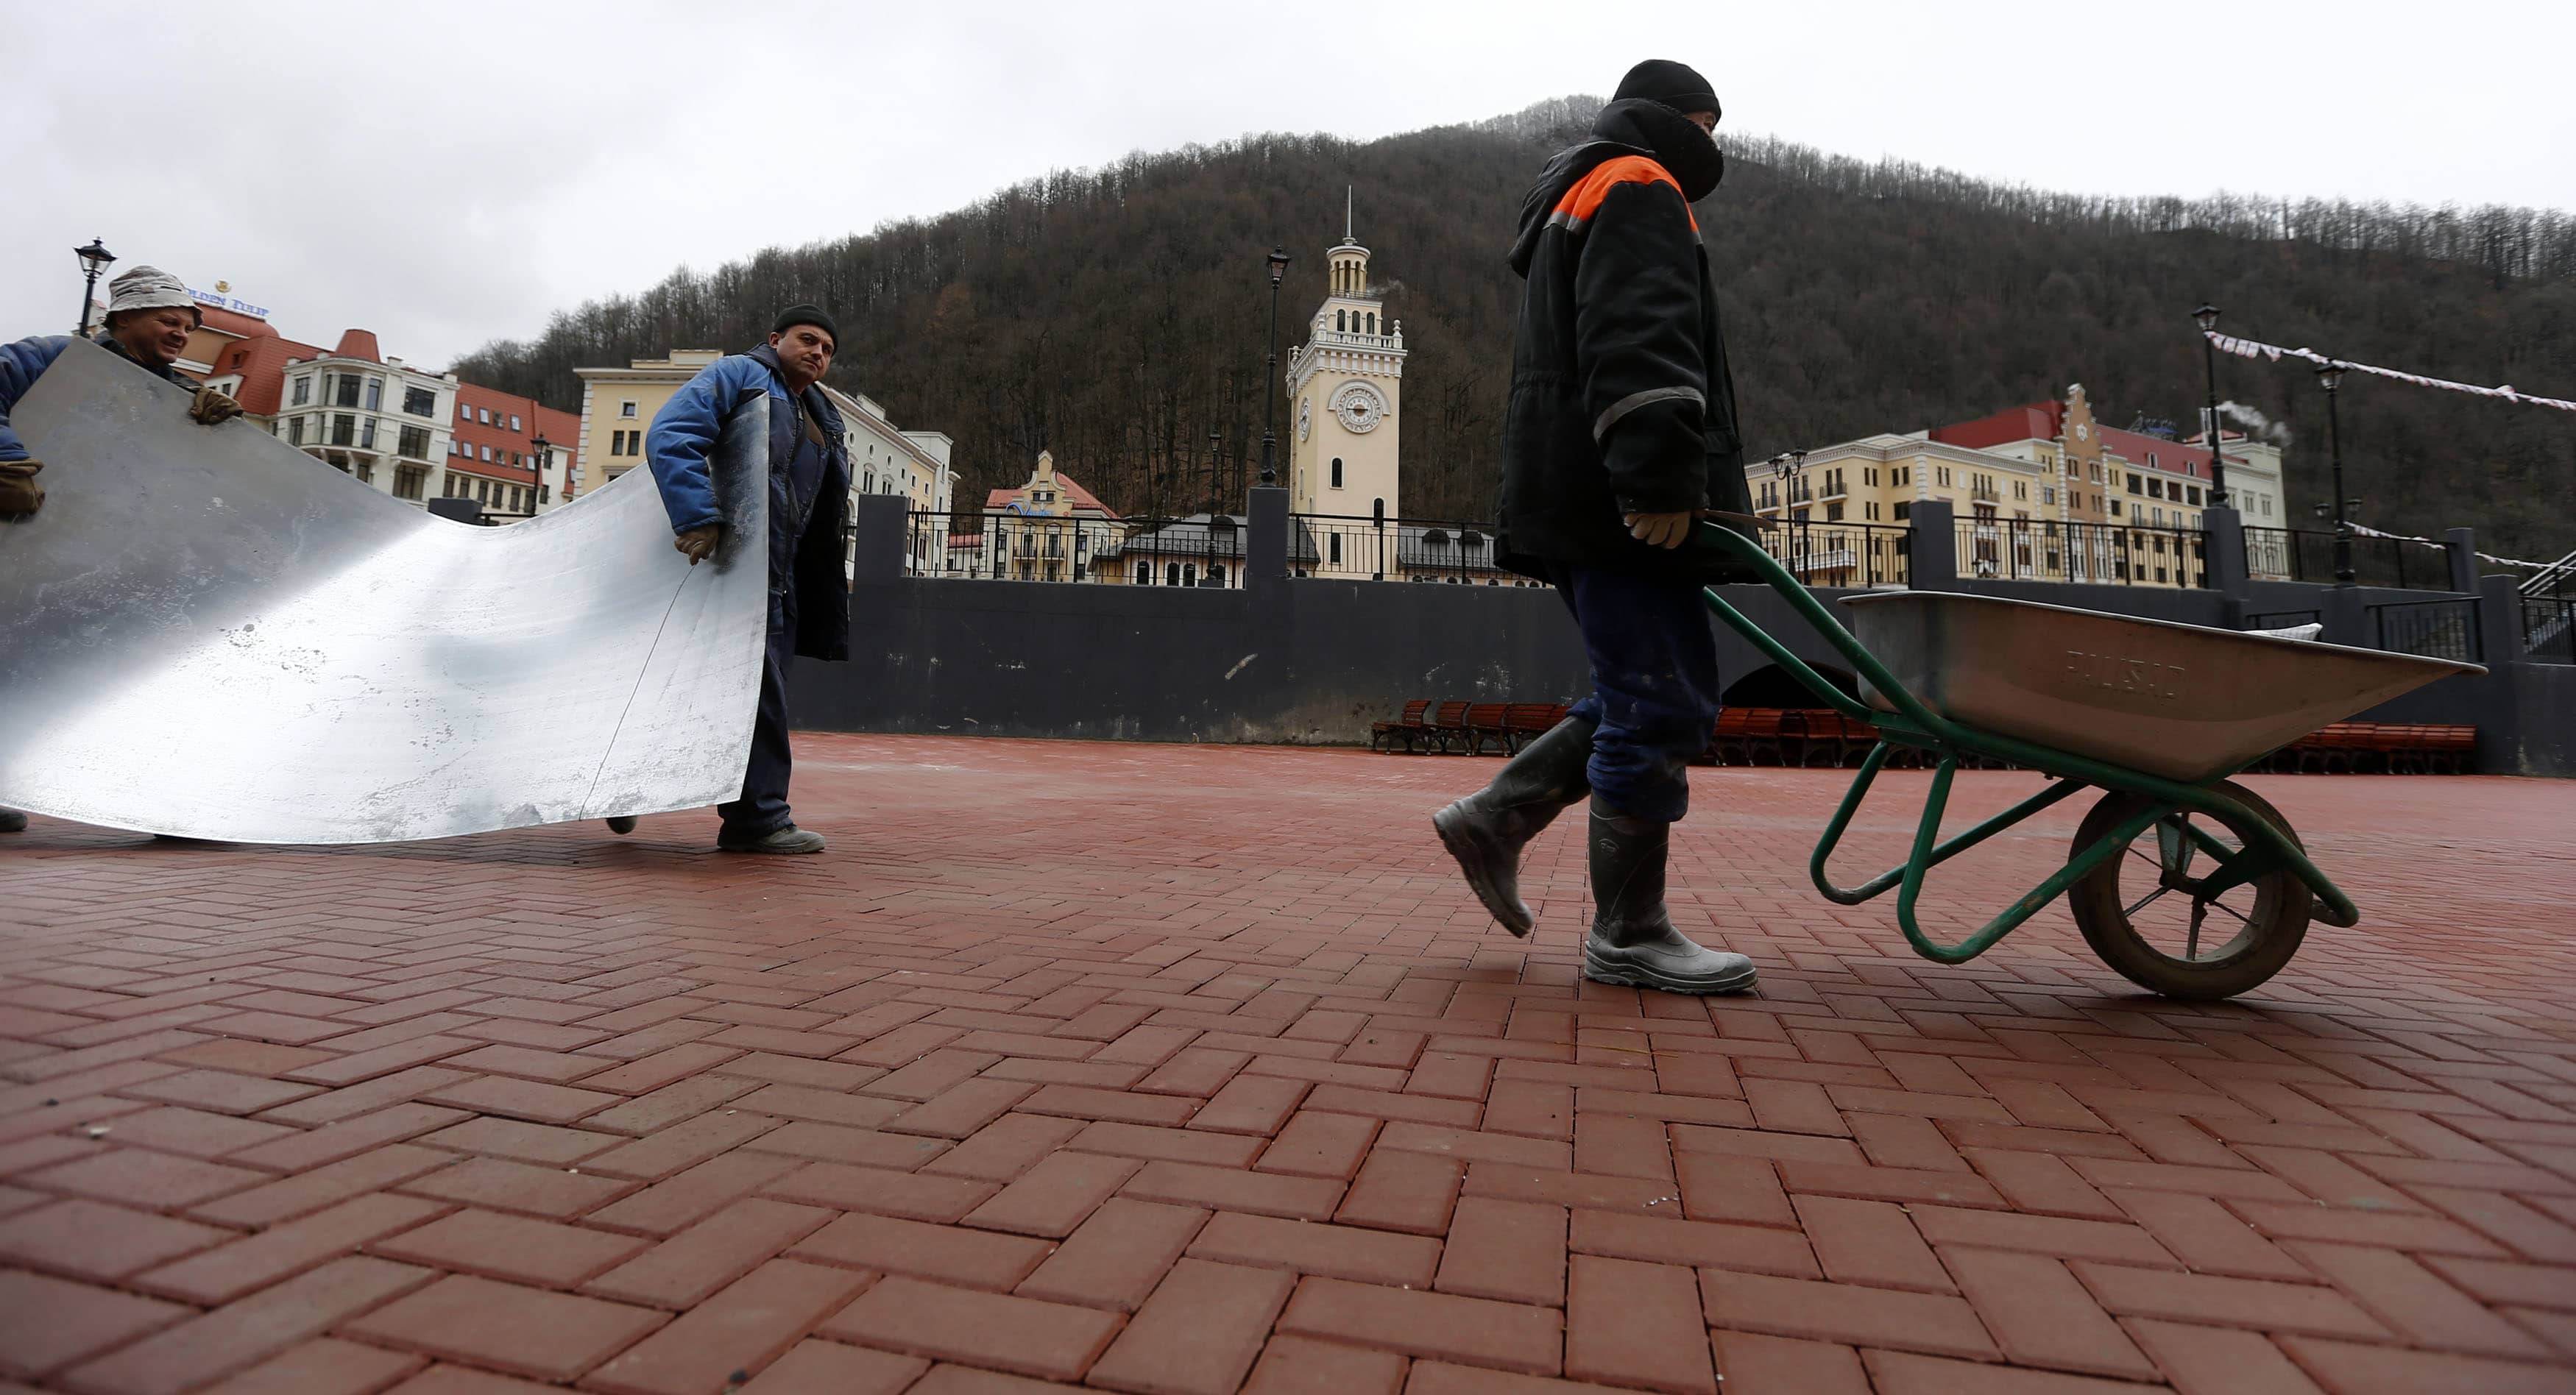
top-left (0, 266), bottom-right (244, 837)
top-left (633, 305), bottom-right (854, 855)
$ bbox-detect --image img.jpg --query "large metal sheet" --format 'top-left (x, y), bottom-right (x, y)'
top-left (1841, 591), bottom-right (2481, 784)
top-left (0, 339), bottom-right (769, 842)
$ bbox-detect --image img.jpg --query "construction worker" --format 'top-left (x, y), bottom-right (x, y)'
top-left (1435, 61), bottom-right (1759, 994)
top-left (629, 305), bottom-right (853, 853)
top-left (0, 265), bottom-right (244, 834)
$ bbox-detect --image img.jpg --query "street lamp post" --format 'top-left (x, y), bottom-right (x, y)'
top-left (1261, 247), bottom-right (1289, 489)
top-left (2193, 303), bottom-right (2229, 507)
top-left (73, 238), bottom-right (116, 337)
top-left (529, 433), bottom-right (551, 519)
top-left (1206, 427), bottom-right (1222, 583)
top-left (2316, 361), bottom-right (2354, 584)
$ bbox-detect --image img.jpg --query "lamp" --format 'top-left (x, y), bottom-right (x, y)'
top-left (1260, 247), bottom-right (1290, 489)
top-left (73, 238), bottom-right (116, 337)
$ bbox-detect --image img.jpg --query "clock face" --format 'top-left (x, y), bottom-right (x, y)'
top-left (1331, 381), bottom-right (1387, 434)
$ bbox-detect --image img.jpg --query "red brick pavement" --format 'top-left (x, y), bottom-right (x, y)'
top-left (1, 734), bottom-right (2572, 1394)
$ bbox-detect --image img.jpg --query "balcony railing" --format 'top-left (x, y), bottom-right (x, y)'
top-left (1956, 519), bottom-right (2210, 587)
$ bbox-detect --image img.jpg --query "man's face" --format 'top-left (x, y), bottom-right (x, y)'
top-left (113, 306), bottom-right (198, 368)
top-left (769, 324), bottom-right (835, 386)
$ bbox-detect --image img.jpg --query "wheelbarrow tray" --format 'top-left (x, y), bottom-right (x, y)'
top-left (1839, 592), bottom-right (2481, 784)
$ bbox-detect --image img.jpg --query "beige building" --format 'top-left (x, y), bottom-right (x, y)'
top-left (1747, 385), bottom-right (2290, 588)
top-left (573, 350), bottom-right (955, 515)
top-left (924, 450), bottom-right (1124, 583)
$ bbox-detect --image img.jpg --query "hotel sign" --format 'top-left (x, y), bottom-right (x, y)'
top-left (188, 283), bottom-right (270, 319)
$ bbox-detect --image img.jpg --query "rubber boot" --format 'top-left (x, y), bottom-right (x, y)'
top-left (1432, 715), bottom-right (1596, 935)
top-left (1582, 798), bottom-right (1757, 994)
top-left (719, 823), bottom-right (826, 855)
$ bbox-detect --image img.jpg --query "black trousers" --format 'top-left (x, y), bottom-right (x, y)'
top-left (717, 606), bottom-right (796, 838)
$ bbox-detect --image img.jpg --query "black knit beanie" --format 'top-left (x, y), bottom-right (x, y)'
top-left (771, 303), bottom-right (840, 345)
top-left (1614, 60), bottom-right (1720, 121)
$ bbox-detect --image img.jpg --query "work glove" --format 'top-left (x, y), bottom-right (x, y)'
top-left (188, 386), bottom-right (244, 426)
top-left (674, 524), bottom-right (723, 565)
top-left (0, 459), bottom-right (42, 518)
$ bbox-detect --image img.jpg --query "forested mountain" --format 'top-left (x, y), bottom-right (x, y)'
top-left (453, 98), bottom-right (2576, 562)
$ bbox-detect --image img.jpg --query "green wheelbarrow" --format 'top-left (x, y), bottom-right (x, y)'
top-left (1696, 518), bottom-right (2483, 1000)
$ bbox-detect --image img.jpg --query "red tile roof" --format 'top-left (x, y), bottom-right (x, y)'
top-left (197, 306), bottom-right (275, 340)
top-left (1928, 401), bottom-right (2065, 450)
top-left (207, 333), bottom-right (328, 416)
top-left (333, 329), bottom-right (381, 363)
top-left (985, 468), bottom-right (1117, 517)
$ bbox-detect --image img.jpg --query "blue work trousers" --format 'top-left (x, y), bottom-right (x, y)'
top-left (718, 600), bottom-right (798, 838)
top-left (1551, 564), bottom-right (1722, 824)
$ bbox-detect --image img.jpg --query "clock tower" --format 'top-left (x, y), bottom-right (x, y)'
top-left (1284, 192), bottom-right (1406, 533)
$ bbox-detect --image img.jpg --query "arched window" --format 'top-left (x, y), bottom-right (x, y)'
top-left (1373, 497), bottom-right (1386, 524)
top-left (1182, 564), bottom-right (1197, 586)
top-left (1366, 313), bottom-right (1376, 334)
top-left (1166, 562), bottom-right (1181, 586)
top-left (1135, 561), bottom-right (1149, 584)
top-left (1330, 458), bottom-right (1343, 489)
top-left (1335, 310), bottom-right (1346, 332)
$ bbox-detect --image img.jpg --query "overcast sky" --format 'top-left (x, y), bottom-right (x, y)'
top-left (9, 0), bottom-right (2570, 369)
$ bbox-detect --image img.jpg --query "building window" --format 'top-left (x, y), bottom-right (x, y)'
top-left (620, 400), bottom-right (637, 418)
top-left (1329, 533), bottom-right (1343, 564)
top-left (288, 417), bottom-right (305, 444)
top-left (509, 414), bottom-right (522, 431)
top-left (333, 375), bottom-right (361, 408)
top-left (1893, 501), bottom-right (1911, 520)
top-left (1330, 458), bottom-right (1343, 489)
top-left (2127, 473), bottom-right (2143, 494)
top-left (291, 376), bottom-right (311, 406)
top-left (2110, 499), bottom-right (2123, 517)
top-left (330, 413), bottom-right (355, 446)
top-left (399, 425), bottom-right (429, 459)
top-left (393, 464), bottom-right (427, 500)
top-left (481, 445), bottom-right (494, 462)
top-left (1135, 561), bottom-right (1150, 584)
top-left (1166, 562), bottom-right (1181, 586)
top-left (2186, 485), bottom-right (2202, 505)
top-left (459, 402), bottom-right (471, 420)
top-left (365, 378), bottom-right (383, 411)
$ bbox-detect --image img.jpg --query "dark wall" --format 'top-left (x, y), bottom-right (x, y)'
top-left (795, 494), bottom-right (2574, 775)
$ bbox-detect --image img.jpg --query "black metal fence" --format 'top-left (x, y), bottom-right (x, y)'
top-left (1287, 514), bottom-right (1537, 584)
top-left (2369, 597), bottom-right (2483, 663)
top-left (2526, 595), bottom-right (2575, 664)
top-left (1955, 518), bottom-right (2209, 587)
top-left (1758, 519), bottom-right (1911, 588)
top-left (2241, 527), bottom-right (2432, 589)
top-left (898, 511), bottom-right (1248, 587)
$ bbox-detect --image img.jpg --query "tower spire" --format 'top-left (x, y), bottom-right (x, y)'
top-left (1345, 186), bottom-right (1354, 241)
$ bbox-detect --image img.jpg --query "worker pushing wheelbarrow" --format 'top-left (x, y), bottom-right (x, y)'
top-left (1436, 57), bottom-right (2477, 1001)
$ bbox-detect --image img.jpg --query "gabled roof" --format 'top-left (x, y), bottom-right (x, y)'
top-left (986, 466), bottom-right (1117, 518)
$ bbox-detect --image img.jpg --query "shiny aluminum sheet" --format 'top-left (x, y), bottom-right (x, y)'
top-left (0, 339), bottom-right (769, 842)
top-left (1841, 591), bottom-right (2481, 784)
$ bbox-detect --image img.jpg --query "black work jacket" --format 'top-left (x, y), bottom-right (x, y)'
top-left (1495, 101), bottom-right (1755, 584)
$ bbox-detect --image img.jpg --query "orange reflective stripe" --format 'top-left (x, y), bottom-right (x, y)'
top-left (1549, 155), bottom-right (1699, 232)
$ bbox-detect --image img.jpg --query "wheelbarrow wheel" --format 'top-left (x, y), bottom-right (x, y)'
top-left (2067, 781), bottom-right (2310, 1001)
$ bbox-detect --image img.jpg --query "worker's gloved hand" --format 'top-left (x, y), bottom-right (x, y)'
top-left (0, 459), bottom-right (43, 518)
top-left (1623, 510), bottom-right (1694, 550)
top-left (674, 524), bottom-right (722, 565)
top-left (188, 386), bottom-right (244, 426)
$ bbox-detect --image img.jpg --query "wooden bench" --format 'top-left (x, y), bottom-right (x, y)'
top-left (2274, 722), bottom-right (2477, 774)
top-left (1462, 703), bottom-right (1513, 756)
top-left (1370, 700), bottom-right (1432, 753)
top-left (1423, 700), bottom-right (1475, 755)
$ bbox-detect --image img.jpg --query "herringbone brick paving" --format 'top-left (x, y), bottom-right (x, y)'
top-left (1, 733), bottom-right (2571, 1394)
